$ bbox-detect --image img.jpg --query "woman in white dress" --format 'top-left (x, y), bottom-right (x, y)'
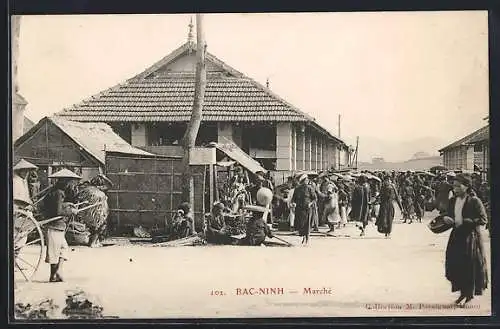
top-left (324, 184), bottom-right (340, 233)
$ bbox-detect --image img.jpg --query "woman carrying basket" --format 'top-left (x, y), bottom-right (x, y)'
top-left (444, 173), bottom-right (488, 306)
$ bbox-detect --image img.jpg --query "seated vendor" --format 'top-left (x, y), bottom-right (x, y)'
top-left (169, 202), bottom-right (195, 240)
top-left (205, 202), bottom-right (234, 245)
top-left (240, 205), bottom-right (274, 246)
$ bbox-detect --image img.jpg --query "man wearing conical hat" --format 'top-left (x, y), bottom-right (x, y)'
top-left (13, 159), bottom-right (38, 208)
top-left (43, 168), bottom-right (81, 282)
top-left (13, 159), bottom-right (38, 253)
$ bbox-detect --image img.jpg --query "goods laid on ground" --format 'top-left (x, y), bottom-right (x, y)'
top-left (151, 234), bottom-right (206, 247)
top-left (15, 299), bottom-right (59, 320)
top-left (223, 214), bottom-right (250, 235)
top-left (62, 290), bottom-right (104, 319)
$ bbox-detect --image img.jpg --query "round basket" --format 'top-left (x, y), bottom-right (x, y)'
top-left (66, 231), bottom-right (90, 246)
top-left (256, 188), bottom-right (273, 206)
top-left (428, 215), bottom-right (454, 234)
top-left (224, 215), bottom-right (249, 235)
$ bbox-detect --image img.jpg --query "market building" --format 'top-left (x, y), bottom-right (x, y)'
top-left (54, 31), bottom-right (352, 182)
top-left (438, 124), bottom-right (489, 179)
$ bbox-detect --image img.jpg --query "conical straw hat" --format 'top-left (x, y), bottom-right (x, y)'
top-left (13, 159), bottom-right (38, 171)
top-left (49, 168), bottom-right (81, 179)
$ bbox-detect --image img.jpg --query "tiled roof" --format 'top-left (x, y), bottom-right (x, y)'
top-left (438, 125), bottom-right (489, 152)
top-left (57, 71), bottom-right (310, 123)
top-left (55, 42), bottom-right (345, 145)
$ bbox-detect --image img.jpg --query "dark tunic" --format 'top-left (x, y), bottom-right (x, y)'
top-left (361, 183), bottom-right (371, 226)
top-left (291, 182), bottom-right (317, 237)
top-left (437, 182), bottom-right (453, 214)
top-left (205, 214), bottom-right (233, 244)
top-left (401, 185), bottom-right (415, 217)
top-left (375, 182), bottom-right (398, 234)
top-left (413, 184), bottom-right (425, 218)
top-left (445, 195), bottom-right (488, 297)
top-left (240, 213), bottom-right (272, 246)
top-left (43, 188), bottom-right (69, 231)
top-left (349, 184), bottom-right (365, 222)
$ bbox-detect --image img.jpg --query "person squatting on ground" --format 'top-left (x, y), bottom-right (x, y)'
top-left (168, 202), bottom-right (195, 240)
top-left (204, 202), bottom-right (235, 245)
top-left (42, 168), bottom-right (81, 282)
top-left (444, 173), bottom-right (488, 307)
top-left (291, 173), bottom-right (317, 245)
top-left (239, 205), bottom-right (274, 246)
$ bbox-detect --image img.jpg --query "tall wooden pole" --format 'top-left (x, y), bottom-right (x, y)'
top-left (181, 14), bottom-right (207, 222)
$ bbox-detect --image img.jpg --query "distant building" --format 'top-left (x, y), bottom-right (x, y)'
top-left (23, 116), bottom-right (34, 134)
top-left (372, 157), bottom-right (385, 164)
top-left (438, 125), bottom-right (489, 179)
top-left (358, 155), bottom-right (441, 171)
top-left (411, 151), bottom-right (431, 160)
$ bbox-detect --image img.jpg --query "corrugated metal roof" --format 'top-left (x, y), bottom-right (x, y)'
top-left (438, 125), bottom-right (489, 152)
top-left (213, 137), bottom-right (267, 174)
top-left (49, 117), bottom-right (153, 165)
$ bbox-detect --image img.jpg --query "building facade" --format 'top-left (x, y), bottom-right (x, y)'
top-left (55, 39), bottom-right (351, 179)
top-left (438, 125), bottom-right (489, 179)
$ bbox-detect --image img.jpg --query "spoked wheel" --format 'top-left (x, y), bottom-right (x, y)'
top-left (13, 212), bottom-right (45, 282)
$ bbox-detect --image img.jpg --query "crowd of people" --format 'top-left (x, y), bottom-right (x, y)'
top-left (270, 169), bottom-right (490, 243)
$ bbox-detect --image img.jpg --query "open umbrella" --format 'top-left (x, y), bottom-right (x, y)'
top-left (430, 165), bottom-right (447, 174)
top-left (366, 174), bottom-right (381, 182)
top-left (416, 171), bottom-right (436, 177)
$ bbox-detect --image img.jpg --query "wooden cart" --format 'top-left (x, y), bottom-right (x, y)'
top-left (13, 209), bottom-right (62, 282)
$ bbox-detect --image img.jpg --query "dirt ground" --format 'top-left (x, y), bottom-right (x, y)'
top-left (14, 209), bottom-right (491, 319)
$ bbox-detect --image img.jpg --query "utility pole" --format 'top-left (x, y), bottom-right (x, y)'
top-left (181, 14), bottom-right (207, 212)
top-left (338, 114), bottom-right (341, 138)
top-left (354, 136), bottom-right (359, 169)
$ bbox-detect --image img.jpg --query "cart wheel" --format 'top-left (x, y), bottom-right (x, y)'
top-left (13, 213), bottom-right (45, 282)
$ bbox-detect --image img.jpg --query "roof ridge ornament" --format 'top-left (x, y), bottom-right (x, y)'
top-left (187, 16), bottom-right (195, 52)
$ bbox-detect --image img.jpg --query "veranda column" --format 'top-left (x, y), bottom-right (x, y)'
top-left (276, 122), bottom-right (292, 171)
top-left (296, 125), bottom-right (305, 170)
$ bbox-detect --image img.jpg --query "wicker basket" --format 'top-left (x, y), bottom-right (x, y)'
top-left (66, 231), bottom-right (90, 246)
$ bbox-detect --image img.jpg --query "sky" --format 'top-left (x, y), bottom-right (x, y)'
top-left (14, 12), bottom-right (489, 161)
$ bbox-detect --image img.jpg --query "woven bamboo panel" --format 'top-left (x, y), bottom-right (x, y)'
top-left (105, 153), bottom-right (207, 235)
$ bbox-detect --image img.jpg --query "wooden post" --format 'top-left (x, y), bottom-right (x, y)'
top-left (180, 14), bottom-right (207, 203)
top-left (214, 165), bottom-right (219, 201)
top-left (209, 164), bottom-right (214, 208)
